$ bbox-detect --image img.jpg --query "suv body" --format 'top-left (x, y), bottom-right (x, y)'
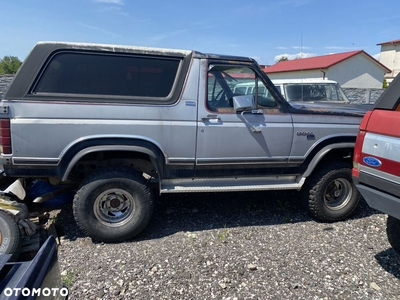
top-left (0, 42), bottom-right (367, 242)
top-left (353, 73), bottom-right (400, 253)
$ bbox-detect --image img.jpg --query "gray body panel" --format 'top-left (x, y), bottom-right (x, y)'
top-left (0, 41), bottom-right (368, 191)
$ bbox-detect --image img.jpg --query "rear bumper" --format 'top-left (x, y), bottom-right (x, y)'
top-left (356, 184), bottom-right (400, 220)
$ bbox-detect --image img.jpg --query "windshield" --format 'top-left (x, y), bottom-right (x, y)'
top-left (283, 83), bottom-right (349, 103)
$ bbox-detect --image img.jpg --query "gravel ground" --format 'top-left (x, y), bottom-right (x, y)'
top-left (48, 191), bottom-right (400, 300)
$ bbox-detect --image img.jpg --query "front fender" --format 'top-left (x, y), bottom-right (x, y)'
top-left (302, 142), bottom-right (355, 178)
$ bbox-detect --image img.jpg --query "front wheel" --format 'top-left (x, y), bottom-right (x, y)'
top-left (305, 162), bottom-right (360, 222)
top-left (387, 216), bottom-right (400, 254)
top-left (73, 168), bottom-right (154, 243)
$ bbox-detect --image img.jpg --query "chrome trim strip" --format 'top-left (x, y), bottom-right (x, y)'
top-left (13, 158), bottom-right (60, 166)
top-left (160, 176), bottom-right (306, 193)
top-left (166, 160), bottom-right (196, 165)
top-left (359, 164), bottom-right (400, 185)
top-left (195, 157), bottom-right (288, 165)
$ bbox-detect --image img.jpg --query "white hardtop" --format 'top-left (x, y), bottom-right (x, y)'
top-left (272, 78), bottom-right (338, 85)
top-left (36, 41), bottom-right (193, 56)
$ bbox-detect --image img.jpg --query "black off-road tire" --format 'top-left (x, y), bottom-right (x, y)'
top-left (0, 209), bottom-right (22, 260)
top-left (305, 161), bottom-right (360, 222)
top-left (387, 216), bottom-right (400, 254)
top-left (73, 168), bottom-right (154, 243)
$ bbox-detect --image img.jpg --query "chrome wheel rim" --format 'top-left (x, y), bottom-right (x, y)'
top-left (323, 178), bottom-right (352, 210)
top-left (94, 188), bottom-right (135, 227)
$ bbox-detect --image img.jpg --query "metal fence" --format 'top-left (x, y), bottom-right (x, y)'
top-left (343, 88), bottom-right (384, 105)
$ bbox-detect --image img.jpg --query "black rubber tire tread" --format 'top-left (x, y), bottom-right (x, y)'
top-left (0, 209), bottom-right (22, 261)
top-left (387, 216), bottom-right (400, 254)
top-left (73, 167), bottom-right (154, 243)
top-left (306, 161), bottom-right (360, 222)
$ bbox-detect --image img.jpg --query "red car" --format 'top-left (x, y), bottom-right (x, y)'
top-left (353, 73), bottom-right (400, 253)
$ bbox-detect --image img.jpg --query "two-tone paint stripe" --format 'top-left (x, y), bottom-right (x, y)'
top-left (360, 132), bottom-right (400, 177)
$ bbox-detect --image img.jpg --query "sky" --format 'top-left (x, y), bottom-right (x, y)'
top-left (1, 0), bottom-right (400, 66)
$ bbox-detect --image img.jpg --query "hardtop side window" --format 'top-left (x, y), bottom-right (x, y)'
top-left (207, 65), bottom-right (278, 112)
top-left (33, 52), bottom-right (181, 99)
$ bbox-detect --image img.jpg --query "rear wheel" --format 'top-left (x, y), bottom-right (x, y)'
top-left (73, 168), bottom-right (154, 243)
top-left (387, 216), bottom-right (400, 254)
top-left (306, 162), bottom-right (360, 222)
top-left (0, 210), bottom-right (22, 260)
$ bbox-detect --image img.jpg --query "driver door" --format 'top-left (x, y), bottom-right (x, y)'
top-left (195, 63), bottom-right (293, 177)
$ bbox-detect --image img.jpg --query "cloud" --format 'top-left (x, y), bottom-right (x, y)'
top-left (92, 0), bottom-right (123, 5)
top-left (232, 4), bottom-right (271, 15)
top-left (324, 46), bottom-right (358, 50)
top-left (373, 53), bottom-right (380, 60)
top-left (232, 1), bottom-right (310, 16)
top-left (279, 0), bottom-right (311, 8)
top-left (274, 52), bottom-right (316, 62)
top-left (76, 22), bottom-right (121, 37)
top-left (276, 46), bottom-right (311, 51)
top-left (364, 15), bottom-right (400, 22)
top-left (149, 29), bottom-right (189, 42)
top-left (291, 46), bottom-right (312, 50)
top-left (97, 5), bottom-right (129, 17)
top-left (149, 23), bottom-right (214, 43)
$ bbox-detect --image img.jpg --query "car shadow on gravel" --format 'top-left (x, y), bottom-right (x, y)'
top-left (138, 190), bottom-right (377, 241)
top-left (41, 190), bottom-right (378, 243)
top-left (375, 248), bottom-right (400, 278)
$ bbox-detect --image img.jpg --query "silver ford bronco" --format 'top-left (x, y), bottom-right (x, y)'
top-left (0, 42), bottom-right (368, 242)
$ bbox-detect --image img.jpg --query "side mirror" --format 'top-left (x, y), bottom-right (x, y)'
top-left (233, 95), bottom-right (255, 112)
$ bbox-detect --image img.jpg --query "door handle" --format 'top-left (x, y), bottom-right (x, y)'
top-left (201, 114), bottom-right (221, 122)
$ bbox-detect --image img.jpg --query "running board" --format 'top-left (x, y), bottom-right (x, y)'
top-left (160, 176), bottom-right (305, 193)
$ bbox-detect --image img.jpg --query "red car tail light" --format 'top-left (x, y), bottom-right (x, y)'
top-left (0, 119), bottom-right (12, 154)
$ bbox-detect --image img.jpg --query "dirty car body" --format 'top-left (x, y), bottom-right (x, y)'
top-left (353, 73), bottom-right (400, 253)
top-left (0, 42), bottom-right (368, 242)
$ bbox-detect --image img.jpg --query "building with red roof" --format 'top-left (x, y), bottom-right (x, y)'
top-left (378, 39), bottom-right (400, 83)
top-left (262, 50), bottom-right (390, 89)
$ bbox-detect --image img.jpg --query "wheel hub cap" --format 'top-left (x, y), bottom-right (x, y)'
top-left (324, 178), bottom-right (352, 211)
top-left (108, 196), bottom-right (124, 210)
top-left (94, 188), bottom-right (135, 227)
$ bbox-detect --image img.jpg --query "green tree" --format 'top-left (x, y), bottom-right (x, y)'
top-left (0, 56), bottom-right (22, 74)
top-left (383, 79), bottom-right (388, 89)
top-left (276, 56), bottom-right (289, 63)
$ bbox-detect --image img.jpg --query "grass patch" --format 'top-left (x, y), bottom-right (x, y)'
top-left (62, 269), bottom-right (79, 288)
top-left (218, 225), bottom-right (231, 244)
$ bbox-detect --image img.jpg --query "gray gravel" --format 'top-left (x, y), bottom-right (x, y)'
top-left (48, 191), bottom-right (400, 299)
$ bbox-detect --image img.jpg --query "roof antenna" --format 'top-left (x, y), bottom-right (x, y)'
top-left (301, 33), bottom-right (303, 59)
top-left (301, 33), bottom-right (304, 98)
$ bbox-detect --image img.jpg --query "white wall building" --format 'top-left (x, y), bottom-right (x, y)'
top-left (378, 39), bottom-right (400, 84)
top-left (263, 50), bottom-right (390, 89)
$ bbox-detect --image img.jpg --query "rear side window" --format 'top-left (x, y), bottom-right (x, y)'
top-left (33, 52), bottom-right (181, 99)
